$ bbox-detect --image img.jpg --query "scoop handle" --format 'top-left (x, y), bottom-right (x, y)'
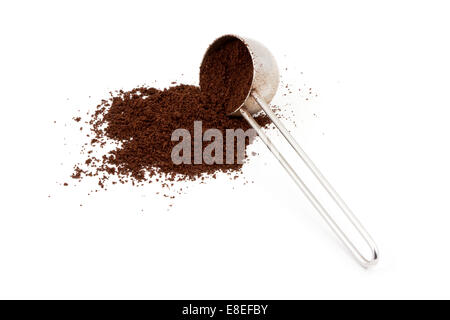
top-left (240, 91), bottom-right (379, 268)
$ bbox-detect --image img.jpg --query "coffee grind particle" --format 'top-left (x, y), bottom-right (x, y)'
top-left (72, 37), bottom-right (271, 189)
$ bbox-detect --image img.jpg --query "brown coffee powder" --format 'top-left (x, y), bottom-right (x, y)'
top-left (200, 37), bottom-right (254, 115)
top-left (72, 38), bottom-right (270, 189)
top-left (72, 86), bottom-right (271, 187)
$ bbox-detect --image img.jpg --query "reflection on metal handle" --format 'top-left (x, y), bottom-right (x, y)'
top-left (240, 91), bottom-right (379, 268)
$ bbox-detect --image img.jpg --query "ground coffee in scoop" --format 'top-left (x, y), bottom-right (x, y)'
top-left (200, 37), bottom-right (254, 115)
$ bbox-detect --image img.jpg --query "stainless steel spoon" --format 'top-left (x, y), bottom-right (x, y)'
top-left (201, 34), bottom-right (379, 268)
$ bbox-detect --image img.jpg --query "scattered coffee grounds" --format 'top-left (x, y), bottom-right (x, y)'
top-left (72, 84), bottom-right (271, 188)
top-left (200, 37), bottom-right (254, 115)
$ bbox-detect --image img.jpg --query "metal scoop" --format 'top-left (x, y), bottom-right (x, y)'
top-left (201, 34), bottom-right (379, 268)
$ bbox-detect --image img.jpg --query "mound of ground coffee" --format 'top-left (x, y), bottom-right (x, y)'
top-left (200, 37), bottom-right (254, 115)
top-left (72, 37), bottom-right (269, 189)
top-left (72, 84), bottom-right (270, 187)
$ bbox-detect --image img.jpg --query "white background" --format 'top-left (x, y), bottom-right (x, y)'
top-left (1, 0), bottom-right (450, 299)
